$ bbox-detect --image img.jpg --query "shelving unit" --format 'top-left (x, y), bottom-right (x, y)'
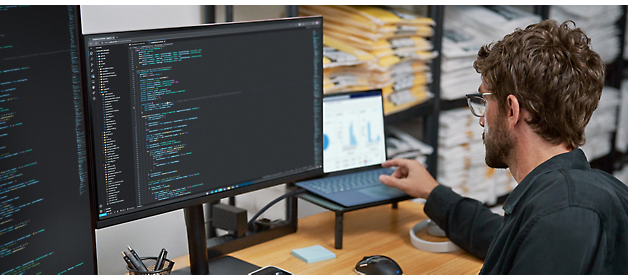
top-left (191, 4), bottom-right (628, 256)
top-left (203, 4), bottom-right (628, 204)
top-left (423, 5), bottom-right (444, 178)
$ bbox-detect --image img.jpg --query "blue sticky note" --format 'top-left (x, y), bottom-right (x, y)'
top-left (291, 245), bottom-right (336, 264)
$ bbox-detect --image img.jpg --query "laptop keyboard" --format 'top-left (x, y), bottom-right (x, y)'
top-left (298, 168), bottom-right (395, 194)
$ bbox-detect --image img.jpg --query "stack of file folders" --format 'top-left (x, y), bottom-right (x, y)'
top-left (300, 5), bottom-right (437, 115)
top-left (581, 86), bottom-right (620, 161)
top-left (386, 126), bottom-right (434, 167)
top-left (438, 108), bottom-right (517, 205)
top-left (550, 5), bottom-right (622, 64)
top-left (322, 35), bottom-right (376, 94)
top-left (440, 6), bottom-right (540, 100)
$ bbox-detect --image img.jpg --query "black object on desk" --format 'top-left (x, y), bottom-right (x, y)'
top-left (172, 256), bottom-right (261, 275)
top-left (355, 255), bottom-right (403, 275)
top-left (213, 203), bottom-right (248, 237)
top-left (249, 265), bottom-right (293, 275)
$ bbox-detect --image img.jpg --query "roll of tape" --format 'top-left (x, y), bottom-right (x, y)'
top-left (409, 220), bottom-right (459, 253)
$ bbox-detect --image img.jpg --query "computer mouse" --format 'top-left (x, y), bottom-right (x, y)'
top-left (354, 255), bottom-right (403, 275)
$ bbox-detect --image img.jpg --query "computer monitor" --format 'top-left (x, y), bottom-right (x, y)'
top-left (82, 17), bottom-right (323, 229)
top-left (0, 5), bottom-right (96, 275)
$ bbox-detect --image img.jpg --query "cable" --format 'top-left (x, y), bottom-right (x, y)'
top-left (247, 188), bottom-right (306, 231)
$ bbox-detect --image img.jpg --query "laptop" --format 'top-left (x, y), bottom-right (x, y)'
top-left (295, 89), bottom-right (408, 207)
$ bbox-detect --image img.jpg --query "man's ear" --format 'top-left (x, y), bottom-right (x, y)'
top-left (506, 94), bottom-right (520, 129)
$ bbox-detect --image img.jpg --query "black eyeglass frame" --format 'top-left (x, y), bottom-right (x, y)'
top-left (465, 92), bottom-right (491, 117)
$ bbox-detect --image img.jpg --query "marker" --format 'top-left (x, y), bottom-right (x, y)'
top-left (124, 251), bottom-right (147, 272)
top-left (121, 252), bottom-right (137, 270)
top-left (155, 248), bottom-right (168, 271)
top-left (127, 246), bottom-right (148, 272)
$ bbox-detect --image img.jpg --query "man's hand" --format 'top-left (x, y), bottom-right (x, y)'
top-left (378, 158), bottom-right (439, 199)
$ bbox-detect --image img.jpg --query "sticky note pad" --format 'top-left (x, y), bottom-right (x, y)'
top-left (291, 245), bottom-right (336, 263)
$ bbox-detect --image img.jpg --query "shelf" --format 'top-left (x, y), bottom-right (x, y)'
top-left (605, 59), bottom-right (624, 89)
top-left (384, 98), bottom-right (435, 126)
top-left (590, 151), bottom-right (626, 173)
top-left (440, 97), bottom-right (468, 111)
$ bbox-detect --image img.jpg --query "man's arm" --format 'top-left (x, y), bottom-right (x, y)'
top-left (378, 158), bottom-right (503, 260)
top-left (424, 185), bottom-right (503, 260)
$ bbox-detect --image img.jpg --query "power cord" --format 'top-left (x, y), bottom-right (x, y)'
top-left (247, 188), bottom-right (306, 231)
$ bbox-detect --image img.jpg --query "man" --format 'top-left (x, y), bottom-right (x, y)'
top-left (379, 19), bottom-right (628, 274)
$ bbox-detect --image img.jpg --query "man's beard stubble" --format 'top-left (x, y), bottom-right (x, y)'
top-left (482, 113), bottom-right (515, 169)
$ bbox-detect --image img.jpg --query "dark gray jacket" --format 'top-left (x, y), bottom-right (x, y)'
top-left (425, 149), bottom-right (628, 274)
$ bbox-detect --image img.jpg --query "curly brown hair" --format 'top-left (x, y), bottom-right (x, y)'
top-left (473, 19), bottom-right (605, 150)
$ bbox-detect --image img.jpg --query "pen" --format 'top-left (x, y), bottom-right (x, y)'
top-left (127, 246), bottom-right (148, 272)
top-left (155, 248), bottom-right (168, 271)
top-left (121, 252), bottom-right (137, 270)
top-left (124, 251), bottom-right (147, 272)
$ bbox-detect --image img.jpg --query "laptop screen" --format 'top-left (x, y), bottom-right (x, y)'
top-left (323, 90), bottom-right (386, 173)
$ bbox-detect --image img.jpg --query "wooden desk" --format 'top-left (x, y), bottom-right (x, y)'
top-left (173, 200), bottom-right (483, 275)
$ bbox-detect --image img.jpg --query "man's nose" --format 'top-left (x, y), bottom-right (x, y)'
top-left (479, 116), bottom-right (485, 127)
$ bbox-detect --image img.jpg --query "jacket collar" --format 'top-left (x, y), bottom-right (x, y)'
top-left (502, 148), bottom-right (590, 215)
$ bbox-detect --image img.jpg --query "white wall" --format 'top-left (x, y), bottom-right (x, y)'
top-left (81, 5), bottom-right (203, 34)
top-left (215, 5), bottom-right (290, 22)
top-left (81, 5), bottom-right (326, 275)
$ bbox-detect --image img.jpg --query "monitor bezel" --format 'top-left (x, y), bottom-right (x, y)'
top-left (81, 16), bottom-right (324, 229)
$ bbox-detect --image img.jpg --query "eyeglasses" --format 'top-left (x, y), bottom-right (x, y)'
top-left (465, 93), bottom-right (491, 117)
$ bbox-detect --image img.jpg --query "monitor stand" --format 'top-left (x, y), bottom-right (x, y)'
top-left (171, 204), bottom-right (260, 275)
top-left (174, 196), bottom-right (298, 275)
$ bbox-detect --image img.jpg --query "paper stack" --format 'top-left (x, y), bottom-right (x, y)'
top-left (300, 5), bottom-right (437, 115)
top-left (440, 6), bottom-right (541, 100)
top-left (438, 108), bottom-right (516, 204)
top-left (581, 86), bottom-right (620, 161)
top-left (550, 5), bottom-right (622, 64)
top-left (439, 19), bottom-right (483, 100)
top-left (386, 126), bottom-right (434, 167)
top-left (322, 35), bottom-right (377, 94)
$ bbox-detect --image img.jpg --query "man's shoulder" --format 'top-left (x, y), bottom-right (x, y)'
top-left (531, 168), bottom-right (628, 215)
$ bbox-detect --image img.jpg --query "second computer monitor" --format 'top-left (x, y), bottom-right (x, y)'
top-left (83, 16), bottom-right (324, 228)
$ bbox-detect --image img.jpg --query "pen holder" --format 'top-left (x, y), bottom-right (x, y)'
top-left (127, 257), bottom-right (175, 275)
